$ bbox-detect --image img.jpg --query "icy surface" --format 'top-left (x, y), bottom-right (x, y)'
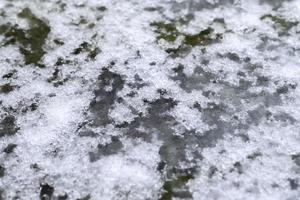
top-left (0, 0), bottom-right (300, 199)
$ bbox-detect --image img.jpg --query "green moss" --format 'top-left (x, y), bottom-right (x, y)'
top-left (160, 174), bottom-right (193, 200)
top-left (165, 47), bottom-right (182, 56)
top-left (72, 42), bottom-right (91, 55)
top-left (55, 57), bottom-right (72, 66)
top-left (261, 14), bottom-right (298, 32)
top-left (88, 47), bottom-right (101, 60)
top-left (72, 42), bottom-right (100, 60)
top-left (150, 22), bottom-right (180, 42)
top-left (165, 27), bottom-right (217, 57)
top-left (165, 45), bottom-right (191, 58)
top-left (0, 10), bottom-right (5, 17)
top-left (151, 21), bottom-right (221, 58)
top-left (0, 24), bottom-right (26, 45)
top-left (151, 21), bottom-right (219, 46)
top-left (183, 28), bottom-right (214, 46)
top-left (47, 68), bottom-right (60, 82)
top-left (0, 8), bottom-right (50, 67)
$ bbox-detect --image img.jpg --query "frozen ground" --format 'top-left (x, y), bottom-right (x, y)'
top-left (0, 0), bottom-right (300, 199)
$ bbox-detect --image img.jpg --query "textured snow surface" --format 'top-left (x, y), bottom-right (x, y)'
top-left (0, 0), bottom-right (300, 199)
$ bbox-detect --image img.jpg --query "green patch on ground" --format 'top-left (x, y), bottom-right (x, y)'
top-left (0, 8), bottom-right (50, 67)
top-left (150, 22), bottom-right (180, 42)
top-left (55, 57), bottom-right (73, 66)
top-left (160, 174), bottom-right (193, 200)
top-left (72, 42), bottom-right (101, 60)
top-left (261, 14), bottom-right (298, 34)
top-left (150, 21), bottom-right (221, 57)
top-left (183, 28), bottom-right (215, 46)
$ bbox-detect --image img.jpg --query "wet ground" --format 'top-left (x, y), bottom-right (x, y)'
top-left (0, 0), bottom-right (300, 199)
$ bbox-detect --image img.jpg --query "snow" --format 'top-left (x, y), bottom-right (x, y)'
top-left (0, 0), bottom-right (300, 199)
